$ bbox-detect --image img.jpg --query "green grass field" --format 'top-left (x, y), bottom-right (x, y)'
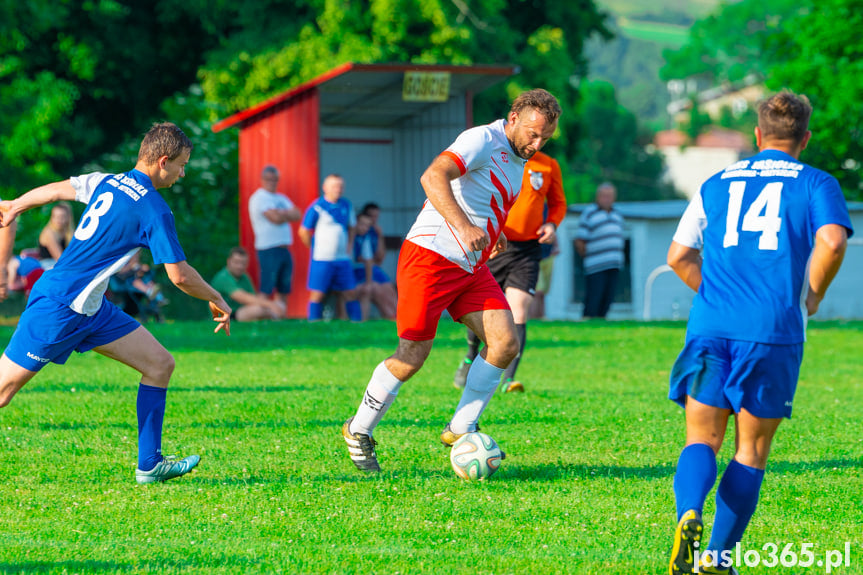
top-left (0, 319), bottom-right (861, 574)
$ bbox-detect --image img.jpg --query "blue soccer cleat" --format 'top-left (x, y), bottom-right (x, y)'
top-left (136, 454), bottom-right (200, 484)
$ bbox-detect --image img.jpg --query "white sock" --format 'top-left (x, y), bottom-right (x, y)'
top-left (450, 355), bottom-right (503, 434)
top-left (350, 361), bottom-right (403, 437)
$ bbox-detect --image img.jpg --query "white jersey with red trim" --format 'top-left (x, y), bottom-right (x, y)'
top-left (405, 119), bottom-right (525, 273)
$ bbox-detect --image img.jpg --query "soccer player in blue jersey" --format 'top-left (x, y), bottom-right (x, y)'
top-left (298, 174), bottom-right (362, 322)
top-left (666, 92), bottom-right (852, 575)
top-left (0, 122), bottom-right (232, 484)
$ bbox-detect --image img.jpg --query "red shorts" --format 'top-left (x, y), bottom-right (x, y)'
top-left (396, 240), bottom-right (510, 341)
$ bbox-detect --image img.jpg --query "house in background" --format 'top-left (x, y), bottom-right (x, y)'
top-left (655, 127), bottom-right (754, 199)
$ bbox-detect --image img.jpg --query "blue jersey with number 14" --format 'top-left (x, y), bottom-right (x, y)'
top-left (32, 169), bottom-right (186, 316)
top-left (673, 149), bottom-right (853, 344)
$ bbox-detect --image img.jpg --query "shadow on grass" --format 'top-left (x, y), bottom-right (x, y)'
top-left (768, 458), bottom-right (860, 474)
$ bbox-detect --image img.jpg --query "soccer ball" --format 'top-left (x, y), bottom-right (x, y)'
top-left (449, 431), bottom-right (503, 481)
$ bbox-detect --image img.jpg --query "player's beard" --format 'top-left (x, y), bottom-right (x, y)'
top-left (508, 137), bottom-right (536, 160)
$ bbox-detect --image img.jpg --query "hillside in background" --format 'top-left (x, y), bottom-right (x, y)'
top-left (586, 0), bottom-right (740, 130)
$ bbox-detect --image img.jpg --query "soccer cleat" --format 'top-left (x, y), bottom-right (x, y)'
top-left (504, 380), bottom-right (524, 393)
top-left (440, 424), bottom-right (506, 458)
top-left (453, 358), bottom-right (472, 389)
top-left (697, 553), bottom-right (739, 575)
top-left (342, 417), bottom-right (381, 472)
top-left (440, 423), bottom-right (467, 447)
top-left (669, 509), bottom-right (703, 575)
top-left (135, 454), bottom-right (200, 484)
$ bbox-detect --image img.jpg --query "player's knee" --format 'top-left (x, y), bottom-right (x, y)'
top-left (734, 445), bottom-right (770, 469)
top-left (0, 381), bottom-right (19, 408)
top-left (494, 337), bottom-right (520, 364)
top-left (146, 351), bottom-right (176, 383)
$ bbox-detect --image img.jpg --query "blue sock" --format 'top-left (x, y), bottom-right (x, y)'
top-left (707, 459), bottom-right (765, 554)
top-left (308, 301), bottom-right (323, 321)
top-left (345, 300), bottom-right (362, 322)
top-left (673, 443), bottom-right (717, 521)
top-left (137, 383), bottom-right (167, 471)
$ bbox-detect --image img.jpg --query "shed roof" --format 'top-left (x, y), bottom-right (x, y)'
top-left (213, 62), bottom-right (518, 132)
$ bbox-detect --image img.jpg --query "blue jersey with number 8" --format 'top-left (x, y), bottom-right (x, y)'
top-left (673, 149), bottom-right (853, 344)
top-left (32, 169), bottom-right (186, 316)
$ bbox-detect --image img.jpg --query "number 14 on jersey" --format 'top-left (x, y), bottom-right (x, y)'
top-left (723, 181), bottom-right (783, 251)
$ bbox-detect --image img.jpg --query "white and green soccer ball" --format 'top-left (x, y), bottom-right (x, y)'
top-left (449, 431), bottom-right (503, 481)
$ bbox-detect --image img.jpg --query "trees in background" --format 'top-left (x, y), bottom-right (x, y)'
top-left (195, 0), bottom-right (610, 184)
top-left (570, 81), bottom-right (674, 203)
top-left (769, 0), bottom-right (863, 196)
top-left (661, 0), bottom-right (862, 197)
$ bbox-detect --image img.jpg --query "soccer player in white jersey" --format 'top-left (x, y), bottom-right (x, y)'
top-left (666, 92), bottom-right (852, 575)
top-left (342, 89), bottom-right (561, 472)
top-left (0, 123), bottom-right (232, 484)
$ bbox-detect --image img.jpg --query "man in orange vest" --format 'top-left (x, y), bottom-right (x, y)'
top-left (453, 150), bottom-right (566, 393)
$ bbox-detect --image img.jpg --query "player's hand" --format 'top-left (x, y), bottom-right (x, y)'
top-left (210, 300), bottom-right (232, 335)
top-left (537, 223), bottom-right (556, 244)
top-left (458, 224), bottom-right (490, 252)
top-left (805, 289), bottom-right (822, 316)
top-left (0, 201), bottom-right (19, 228)
top-left (489, 232), bottom-right (507, 258)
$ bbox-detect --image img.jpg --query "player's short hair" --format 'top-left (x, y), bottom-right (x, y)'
top-left (228, 246), bottom-right (248, 259)
top-left (757, 91), bottom-right (812, 143)
top-left (138, 122), bottom-right (193, 165)
top-left (361, 202), bottom-right (380, 215)
top-left (511, 89), bottom-right (562, 125)
top-left (261, 165), bottom-right (280, 179)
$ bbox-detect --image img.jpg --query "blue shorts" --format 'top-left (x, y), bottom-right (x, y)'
top-left (308, 260), bottom-right (356, 293)
top-left (4, 293), bottom-right (140, 372)
top-left (669, 334), bottom-right (803, 419)
top-left (257, 247), bottom-right (293, 295)
top-left (352, 264), bottom-right (391, 285)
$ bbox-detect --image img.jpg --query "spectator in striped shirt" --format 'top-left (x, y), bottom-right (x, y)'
top-left (575, 182), bottom-right (625, 319)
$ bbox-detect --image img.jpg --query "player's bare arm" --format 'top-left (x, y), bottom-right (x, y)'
top-left (0, 181), bottom-right (77, 228)
top-left (574, 238), bottom-right (586, 258)
top-left (489, 232), bottom-right (508, 259)
top-left (0, 219), bottom-right (16, 301)
top-left (806, 223), bottom-right (848, 316)
top-left (298, 226), bottom-right (313, 247)
top-left (420, 154), bottom-right (489, 251)
top-left (263, 206), bottom-right (301, 224)
top-left (165, 261), bottom-right (232, 335)
top-left (537, 222), bottom-right (556, 244)
top-left (667, 240), bottom-right (702, 292)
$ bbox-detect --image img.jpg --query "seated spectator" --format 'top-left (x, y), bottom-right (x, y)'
top-left (353, 212), bottom-right (397, 320)
top-left (360, 202), bottom-right (387, 263)
top-left (109, 252), bottom-right (167, 322)
top-left (6, 249), bottom-right (44, 294)
top-left (38, 202), bottom-right (75, 269)
top-left (211, 247), bottom-right (284, 322)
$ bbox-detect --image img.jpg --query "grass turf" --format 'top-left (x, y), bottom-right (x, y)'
top-left (0, 319), bottom-right (860, 574)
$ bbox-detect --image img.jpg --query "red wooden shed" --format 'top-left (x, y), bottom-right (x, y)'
top-left (213, 62), bottom-right (516, 318)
